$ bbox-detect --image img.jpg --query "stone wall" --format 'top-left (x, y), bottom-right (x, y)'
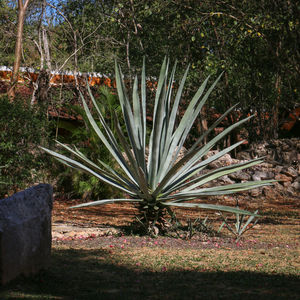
top-left (0, 184), bottom-right (53, 285)
top-left (203, 138), bottom-right (300, 200)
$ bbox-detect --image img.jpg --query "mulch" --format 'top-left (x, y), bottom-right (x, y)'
top-left (52, 196), bottom-right (300, 251)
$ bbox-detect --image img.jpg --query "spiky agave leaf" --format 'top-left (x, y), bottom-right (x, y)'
top-left (41, 58), bottom-right (274, 220)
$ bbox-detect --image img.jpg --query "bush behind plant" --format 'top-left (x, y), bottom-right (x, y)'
top-left (53, 86), bottom-right (123, 200)
top-left (0, 96), bottom-right (52, 197)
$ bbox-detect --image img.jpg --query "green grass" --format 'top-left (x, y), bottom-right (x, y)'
top-left (1, 232), bottom-right (299, 300)
top-left (1, 203), bottom-right (300, 300)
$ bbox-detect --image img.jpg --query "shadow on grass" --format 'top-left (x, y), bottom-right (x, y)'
top-left (1, 248), bottom-right (299, 300)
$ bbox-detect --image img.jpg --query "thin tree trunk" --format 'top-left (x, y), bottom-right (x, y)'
top-left (273, 42), bottom-right (282, 139)
top-left (8, 0), bottom-right (31, 100)
top-left (42, 27), bottom-right (51, 70)
top-left (273, 74), bottom-right (281, 139)
top-left (200, 105), bottom-right (208, 144)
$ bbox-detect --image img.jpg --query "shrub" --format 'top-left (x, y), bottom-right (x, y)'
top-left (53, 86), bottom-right (122, 200)
top-left (42, 58), bottom-right (274, 236)
top-left (0, 96), bottom-right (52, 197)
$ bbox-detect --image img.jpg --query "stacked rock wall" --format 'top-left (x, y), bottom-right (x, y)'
top-left (203, 138), bottom-right (300, 200)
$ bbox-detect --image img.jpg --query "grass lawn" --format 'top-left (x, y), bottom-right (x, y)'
top-left (1, 198), bottom-right (299, 299)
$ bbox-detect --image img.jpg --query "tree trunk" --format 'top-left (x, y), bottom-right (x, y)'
top-left (8, 0), bottom-right (31, 100)
top-left (32, 69), bottom-right (50, 104)
top-left (200, 105), bottom-right (208, 144)
top-left (273, 42), bottom-right (282, 139)
top-left (273, 74), bottom-right (281, 139)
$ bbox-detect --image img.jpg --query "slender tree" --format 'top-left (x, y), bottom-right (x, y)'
top-left (8, 0), bottom-right (31, 99)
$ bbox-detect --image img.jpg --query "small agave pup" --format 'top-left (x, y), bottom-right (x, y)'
top-left (41, 58), bottom-right (274, 235)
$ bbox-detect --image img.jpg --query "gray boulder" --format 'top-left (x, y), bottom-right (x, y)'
top-left (0, 184), bottom-right (53, 285)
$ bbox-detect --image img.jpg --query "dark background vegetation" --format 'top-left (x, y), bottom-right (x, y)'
top-left (0, 0), bottom-right (299, 198)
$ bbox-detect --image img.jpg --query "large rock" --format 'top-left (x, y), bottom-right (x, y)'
top-left (281, 167), bottom-right (298, 179)
top-left (291, 181), bottom-right (300, 191)
top-left (208, 153), bottom-right (233, 169)
top-left (229, 170), bottom-right (251, 181)
top-left (0, 184), bottom-right (53, 285)
top-left (252, 171), bottom-right (274, 181)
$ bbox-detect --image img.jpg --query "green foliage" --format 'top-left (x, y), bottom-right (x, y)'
top-left (2, 0), bottom-right (298, 140)
top-left (56, 0), bottom-right (299, 140)
top-left (0, 96), bottom-right (52, 197)
top-left (0, 1), bottom-right (16, 65)
top-left (0, 165), bottom-right (7, 185)
top-left (54, 86), bottom-right (122, 200)
top-left (42, 59), bottom-right (274, 235)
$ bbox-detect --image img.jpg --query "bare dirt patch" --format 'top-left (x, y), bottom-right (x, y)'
top-left (52, 195), bottom-right (300, 251)
top-left (52, 194), bottom-right (300, 227)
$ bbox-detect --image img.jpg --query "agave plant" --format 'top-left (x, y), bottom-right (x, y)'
top-left (218, 209), bottom-right (259, 242)
top-left (41, 58), bottom-right (274, 235)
